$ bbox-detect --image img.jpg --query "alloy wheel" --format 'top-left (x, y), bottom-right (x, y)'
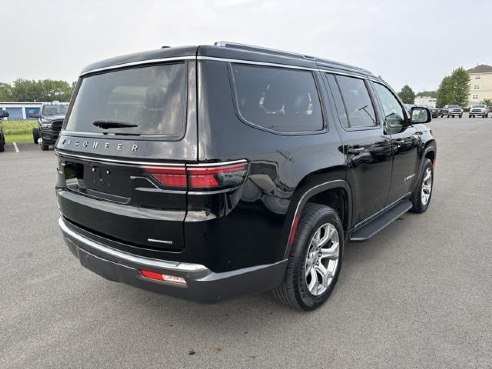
top-left (421, 167), bottom-right (433, 205)
top-left (304, 223), bottom-right (340, 296)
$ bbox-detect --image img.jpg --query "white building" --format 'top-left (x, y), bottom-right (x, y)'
top-left (467, 64), bottom-right (492, 107)
top-left (414, 96), bottom-right (437, 108)
top-left (0, 102), bottom-right (43, 120)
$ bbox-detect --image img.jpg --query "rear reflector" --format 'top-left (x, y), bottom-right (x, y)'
top-left (139, 269), bottom-right (187, 285)
top-left (144, 161), bottom-right (248, 190)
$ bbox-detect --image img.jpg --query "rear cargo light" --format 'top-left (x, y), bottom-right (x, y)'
top-left (144, 161), bottom-right (248, 190)
top-left (139, 269), bottom-right (187, 285)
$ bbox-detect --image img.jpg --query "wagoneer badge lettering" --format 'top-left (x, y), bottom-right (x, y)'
top-left (60, 138), bottom-right (138, 152)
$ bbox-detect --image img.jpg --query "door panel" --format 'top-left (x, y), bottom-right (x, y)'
top-left (387, 126), bottom-right (421, 202)
top-left (371, 82), bottom-right (421, 203)
top-left (324, 74), bottom-right (393, 225)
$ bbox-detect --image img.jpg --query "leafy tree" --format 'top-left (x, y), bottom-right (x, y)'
top-left (437, 76), bottom-right (453, 107)
top-left (449, 67), bottom-right (470, 107)
top-left (11, 79), bottom-right (41, 101)
top-left (437, 67), bottom-right (470, 107)
top-left (0, 82), bottom-right (13, 101)
top-left (7, 79), bottom-right (73, 102)
top-left (398, 85), bottom-right (416, 104)
top-left (482, 98), bottom-right (492, 109)
top-left (416, 90), bottom-right (438, 98)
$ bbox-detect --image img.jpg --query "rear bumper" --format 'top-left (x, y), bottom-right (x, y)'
top-left (447, 111), bottom-right (462, 115)
top-left (58, 217), bottom-right (287, 302)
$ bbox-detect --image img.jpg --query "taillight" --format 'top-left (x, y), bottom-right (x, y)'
top-left (144, 161), bottom-right (248, 190)
top-left (144, 166), bottom-right (187, 188)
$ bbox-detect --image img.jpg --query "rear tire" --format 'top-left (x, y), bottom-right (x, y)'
top-left (0, 133), bottom-right (5, 152)
top-left (410, 159), bottom-right (433, 213)
top-left (40, 141), bottom-right (49, 151)
top-left (272, 203), bottom-right (344, 311)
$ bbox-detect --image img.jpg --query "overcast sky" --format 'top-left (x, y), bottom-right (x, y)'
top-left (2, 0), bottom-right (491, 92)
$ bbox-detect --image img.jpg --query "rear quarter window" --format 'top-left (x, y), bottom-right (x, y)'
top-left (230, 64), bottom-right (323, 133)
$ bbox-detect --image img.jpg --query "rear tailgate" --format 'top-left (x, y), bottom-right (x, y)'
top-left (56, 58), bottom-right (198, 252)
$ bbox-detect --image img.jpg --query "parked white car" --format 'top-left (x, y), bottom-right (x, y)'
top-left (469, 105), bottom-right (489, 118)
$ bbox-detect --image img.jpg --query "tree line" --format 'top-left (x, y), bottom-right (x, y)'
top-left (397, 67), bottom-right (478, 108)
top-left (0, 79), bottom-right (74, 102)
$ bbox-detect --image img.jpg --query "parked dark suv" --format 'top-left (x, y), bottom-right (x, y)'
top-left (0, 108), bottom-right (9, 152)
top-left (32, 102), bottom-right (69, 150)
top-left (56, 42), bottom-right (436, 310)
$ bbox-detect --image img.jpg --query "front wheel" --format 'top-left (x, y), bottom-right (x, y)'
top-left (410, 159), bottom-right (434, 213)
top-left (273, 203), bottom-right (343, 311)
top-left (459, 115), bottom-right (463, 118)
top-left (32, 128), bottom-right (40, 144)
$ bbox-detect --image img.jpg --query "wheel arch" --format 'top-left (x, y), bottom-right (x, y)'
top-left (282, 176), bottom-right (352, 259)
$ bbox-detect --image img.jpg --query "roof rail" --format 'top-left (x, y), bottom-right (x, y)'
top-left (214, 41), bottom-right (313, 61)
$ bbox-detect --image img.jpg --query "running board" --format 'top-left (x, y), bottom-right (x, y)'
top-left (349, 200), bottom-right (413, 242)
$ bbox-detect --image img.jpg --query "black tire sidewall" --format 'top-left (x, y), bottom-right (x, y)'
top-left (411, 159), bottom-right (434, 213)
top-left (290, 206), bottom-right (344, 310)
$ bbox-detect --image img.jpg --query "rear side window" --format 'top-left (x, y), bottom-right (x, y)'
top-left (230, 64), bottom-right (323, 133)
top-left (65, 63), bottom-right (187, 138)
top-left (335, 75), bottom-right (377, 128)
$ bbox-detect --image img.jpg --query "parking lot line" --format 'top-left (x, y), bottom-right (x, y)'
top-left (13, 142), bottom-right (19, 153)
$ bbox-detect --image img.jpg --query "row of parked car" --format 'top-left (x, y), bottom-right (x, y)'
top-left (429, 104), bottom-right (490, 118)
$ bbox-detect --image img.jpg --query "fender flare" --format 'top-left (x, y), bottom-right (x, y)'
top-left (413, 143), bottom-right (436, 192)
top-left (283, 179), bottom-right (352, 258)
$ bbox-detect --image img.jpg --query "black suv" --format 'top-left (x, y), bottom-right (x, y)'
top-left (32, 102), bottom-right (69, 150)
top-left (0, 108), bottom-right (9, 152)
top-left (56, 42), bottom-right (436, 310)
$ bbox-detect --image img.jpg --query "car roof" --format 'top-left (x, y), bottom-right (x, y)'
top-left (80, 42), bottom-right (376, 80)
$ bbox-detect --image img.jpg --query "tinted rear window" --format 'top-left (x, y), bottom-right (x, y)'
top-left (230, 64), bottom-right (323, 133)
top-left (65, 63), bottom-right (187, 138)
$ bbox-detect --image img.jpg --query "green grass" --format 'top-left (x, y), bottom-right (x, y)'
top-left (1, 120), bottom-right (38, 143)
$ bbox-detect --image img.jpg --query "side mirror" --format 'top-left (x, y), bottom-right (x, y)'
top-left (1, 109), bottom-right (9, 118)
top-left (410, 106), bottom-right (431, 124)
top-left (29, 112), bottom-right (40, 119)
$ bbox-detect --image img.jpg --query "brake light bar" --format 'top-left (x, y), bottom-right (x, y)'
top-left (144, 161), bottom-right (248, 190)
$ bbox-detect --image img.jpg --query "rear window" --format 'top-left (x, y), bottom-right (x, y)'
top-left (230, 64), bottom-right (323, 133)
top-left (65, 63), bottom-right (187, 138)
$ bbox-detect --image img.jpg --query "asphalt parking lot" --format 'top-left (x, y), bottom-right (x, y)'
top-left (1, 117), bottom-right (491, 369)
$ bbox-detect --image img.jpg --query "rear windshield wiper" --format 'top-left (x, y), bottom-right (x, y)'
top-left (93, 120), bottom-right (138, 129)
